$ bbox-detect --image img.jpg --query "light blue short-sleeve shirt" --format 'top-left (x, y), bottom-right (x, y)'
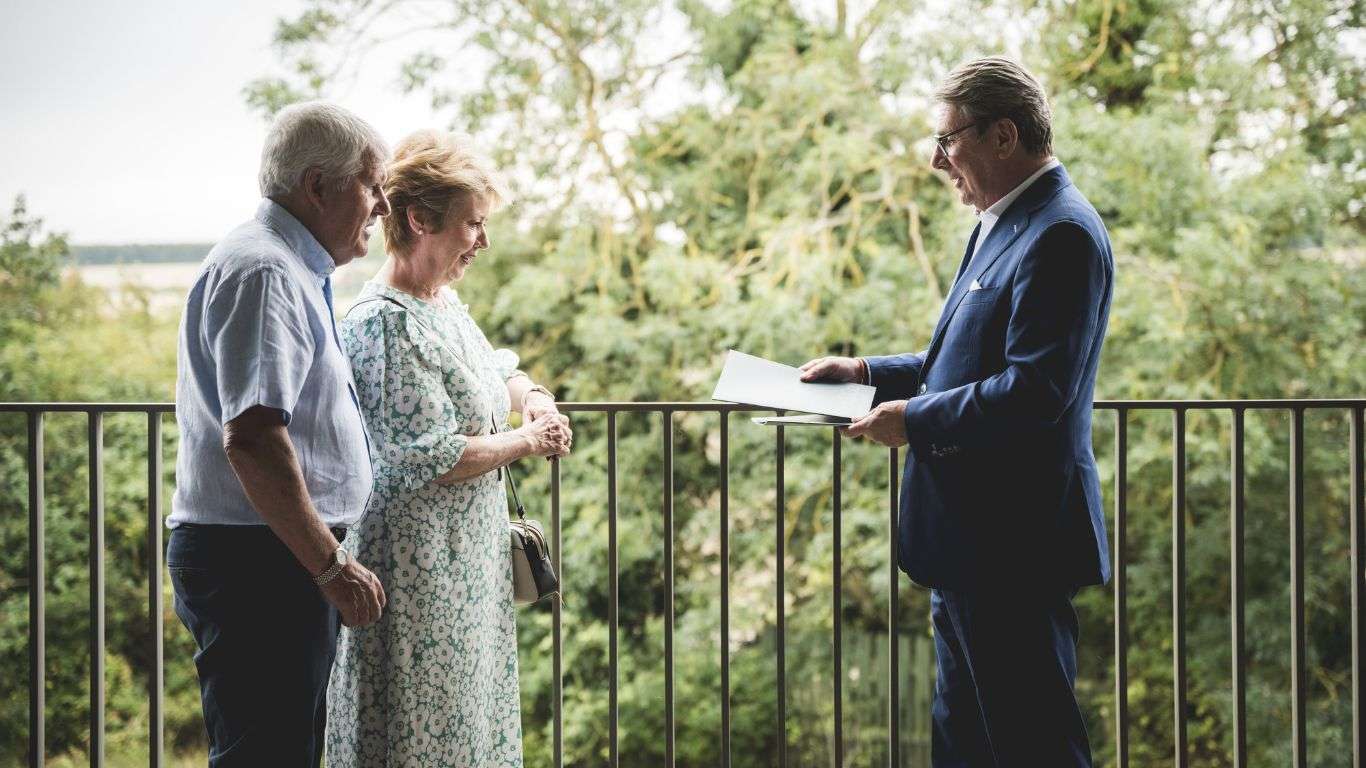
top-left (169, 199), bottom-right (373, 528)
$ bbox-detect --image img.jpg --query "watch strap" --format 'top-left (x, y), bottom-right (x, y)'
top-left (312, 549), bottom-right (346, 586)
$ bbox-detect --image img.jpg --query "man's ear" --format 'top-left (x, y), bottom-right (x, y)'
top-left (993, 118), bottom-right (1020, 159)
top-left (301, 167), bottom-right (328, 212)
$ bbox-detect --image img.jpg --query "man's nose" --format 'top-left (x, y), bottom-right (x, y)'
top-left (931, 145), bottom-right (949, 171)
top-left (375, 191), bottom-right (392, 217)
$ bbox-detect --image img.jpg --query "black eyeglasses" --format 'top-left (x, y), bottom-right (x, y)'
top-left (932, 120), bottom-right (985, 156)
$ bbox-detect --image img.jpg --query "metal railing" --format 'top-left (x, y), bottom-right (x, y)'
top-left (3, 398), bottom-right (1364, 767)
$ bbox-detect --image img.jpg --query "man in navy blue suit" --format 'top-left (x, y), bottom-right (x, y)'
top-left (802, 57), bottom-right (1113, 766)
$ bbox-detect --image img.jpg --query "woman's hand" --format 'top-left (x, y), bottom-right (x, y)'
top-left (523, 392), bottom-right (561, 424)
top-left (517, 412), bottom-right (573, 458)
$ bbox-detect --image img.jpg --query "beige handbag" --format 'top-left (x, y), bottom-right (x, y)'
top-left (505, 459), bottom-right (560, 607)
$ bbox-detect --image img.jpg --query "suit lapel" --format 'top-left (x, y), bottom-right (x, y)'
top-left (919, 165), bottom-right (1073, 373)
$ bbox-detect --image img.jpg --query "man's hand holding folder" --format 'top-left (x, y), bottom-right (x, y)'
top-left (799, 355), bottom-right (909, 447)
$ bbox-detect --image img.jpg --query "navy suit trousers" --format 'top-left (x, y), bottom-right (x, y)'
top-left (930, 587), bottom-right (1093, 767)
top-left (168, 524), bottom-right (344, 768)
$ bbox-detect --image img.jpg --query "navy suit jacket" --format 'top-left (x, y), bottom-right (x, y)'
top-left (866, 164), bottom-right (1113, 590)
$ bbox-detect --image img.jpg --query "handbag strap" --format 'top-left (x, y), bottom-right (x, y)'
top-left (490, 419), bottom-right (528, 522)
top-left (351, 291), bottom-right (529, 522)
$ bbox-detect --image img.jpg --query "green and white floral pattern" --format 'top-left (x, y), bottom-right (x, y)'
top-left (326, 281), bottom-right (523, 767)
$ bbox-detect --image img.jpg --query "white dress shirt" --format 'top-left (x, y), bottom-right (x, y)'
top-left (973, 157), bottom-right (1060, 259)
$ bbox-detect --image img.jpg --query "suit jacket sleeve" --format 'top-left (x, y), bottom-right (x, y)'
top-left (864, 352), bottom-right (927, 405)
top-left (902, 220), bottom-right (1108, 454)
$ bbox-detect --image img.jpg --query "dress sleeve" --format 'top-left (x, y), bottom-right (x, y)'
top-left (492, 349), bottom-right (521, 382)
top-left (342, 306), bottom-right (471, 492)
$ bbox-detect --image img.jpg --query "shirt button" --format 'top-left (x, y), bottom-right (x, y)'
top-left (919, 383), bottom-right (928, 395)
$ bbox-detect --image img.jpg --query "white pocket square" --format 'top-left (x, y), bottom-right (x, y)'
top-left (969, 279), bottom-right (983, 291)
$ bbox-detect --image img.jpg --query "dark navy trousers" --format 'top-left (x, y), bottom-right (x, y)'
top-left (930, 587), bottom-right (1093, 767)
top-left (168, 524), bottom-right (345, 768)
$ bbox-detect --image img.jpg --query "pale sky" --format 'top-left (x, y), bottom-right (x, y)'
top-left (1, 0), bottom-right (438, 245)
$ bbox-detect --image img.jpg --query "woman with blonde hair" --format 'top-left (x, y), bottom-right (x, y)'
top-left (326, 130), bottom-right (571, 766)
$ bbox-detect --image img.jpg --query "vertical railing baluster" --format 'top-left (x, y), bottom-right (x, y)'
top-left (1173, 408), bottom-right (1187, 768)
top-left (1351, 405), bottom-right (1364, 768)
top-left (1291, 408), bottom-right (1307, 767)
top-left (720, 412), bottom-right (731, 768)
top-left (146, 412), bottom-right (162, 768)
top-left (89, 412), bottom-right (105, 768)
top-left (832, 430), bottom-right (843, 768)
top-left (607, 412), bottom-right (619, 768)
top-left (663, 410), bottom-right (675, 767)
top-left (776, 420), bottom-right (787, 766)
top-left (1231, 409), bottom-right (1247, 767)
top-left (551, 455), bottom-right (563, 768)
top-left (28, 411), bottom-right (45, 768)
top-left (1114, 408), bottom-right (1129, 768)
top-left (888, 447), bottom-right (899, 768)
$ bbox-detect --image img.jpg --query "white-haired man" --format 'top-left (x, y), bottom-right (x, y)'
top-left (168, 101), bottom-right (390, 767)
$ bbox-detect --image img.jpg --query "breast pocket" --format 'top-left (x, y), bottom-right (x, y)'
top-left (938, 286), bottom-right (1007, 377)
top-left (958, 285), bottom-right (1002, 307)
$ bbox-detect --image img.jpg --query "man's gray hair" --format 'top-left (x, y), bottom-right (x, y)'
top-left (258, 101), bottom-right (389, 198)
top-left (935, 57), bottom-right (1053, 157)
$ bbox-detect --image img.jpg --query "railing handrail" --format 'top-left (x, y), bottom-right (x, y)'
top-left (2, 397), bottom-right (1363, 415)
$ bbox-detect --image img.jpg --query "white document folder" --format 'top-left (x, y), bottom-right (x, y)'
top-left (711, 350), bottom-right (876, 422)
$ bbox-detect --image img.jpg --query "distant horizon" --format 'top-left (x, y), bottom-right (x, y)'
top-left (2, 1), bottom-right (441, 245)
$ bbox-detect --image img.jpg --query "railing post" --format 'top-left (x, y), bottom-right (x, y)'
top-left (1291, 408), bottom-right (1307, 766)
top-left (551, 455), bottom-right (563, 768)
top-left (28, 411), bottom-right (45, 768)
top-left (89, 412), bottom-right (106, 768)
top-left (832, 429), bottom-right (843, 768)
top-left (1351, 405), bottom-right (1364, 768)
top-left (1173, 408), bottom-right (1187, 768)
top-left (607, 412), bottom-right (620, 768)
top-left (146, 412), bottom-right (163, 768)
top-left (1114, 408), bottom-right (1129, 768)
top-left (1231, 408), bottom-right (1247, 767)
top-left (888, 446), bottom-right (899, 768)
top-left (719, 411), bottom-right (731, 768)
top-left (775, 419), bottom-right (787, 766)
top-left (663, 409), bottom-right (676, 767)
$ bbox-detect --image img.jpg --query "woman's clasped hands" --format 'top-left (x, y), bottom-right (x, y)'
top-left (518, 408), bottom-right (573, 458)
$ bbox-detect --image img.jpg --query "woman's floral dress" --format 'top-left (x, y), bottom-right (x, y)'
top-left (326, 280), bottom-right (523, 767)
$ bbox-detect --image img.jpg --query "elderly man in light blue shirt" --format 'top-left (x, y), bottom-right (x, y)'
top-left (167, 101), bottom-right (390, 768)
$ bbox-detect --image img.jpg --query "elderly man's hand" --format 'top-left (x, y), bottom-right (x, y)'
top-left (320, 559), bottom-right (387, 628)
top-left (842, 400), bottom-right (909, 447)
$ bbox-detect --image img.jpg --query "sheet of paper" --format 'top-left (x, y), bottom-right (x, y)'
top-left (751, 414), bottom-right (852, 427)
top-left (712, 350), bottom-right (875, 420)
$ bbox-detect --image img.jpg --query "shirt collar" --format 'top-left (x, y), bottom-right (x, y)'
top-left (256, 198), bottom-right (338, 278)
top-left (979, 157), bottom-right (1061, 226)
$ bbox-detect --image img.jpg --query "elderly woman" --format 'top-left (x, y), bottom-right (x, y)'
top-left (326, 130), bottom-right (571, 767)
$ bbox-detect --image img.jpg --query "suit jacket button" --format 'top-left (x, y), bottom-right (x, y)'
top-left (919, 383), bottom-right (928, 395)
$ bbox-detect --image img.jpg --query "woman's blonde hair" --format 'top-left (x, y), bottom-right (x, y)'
top-left (382, 130), bottom-right (508, 257)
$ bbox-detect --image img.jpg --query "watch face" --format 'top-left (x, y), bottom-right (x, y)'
top-left (336, 548), bottom-right (349, 567)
